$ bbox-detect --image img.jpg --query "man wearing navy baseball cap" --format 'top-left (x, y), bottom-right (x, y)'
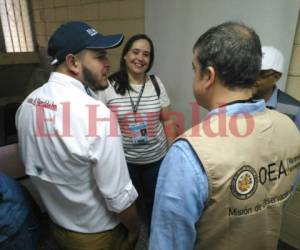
top-left (16, 21), bottom-right (140, 249)
top-left (48, 21), bottom-right (124, 92)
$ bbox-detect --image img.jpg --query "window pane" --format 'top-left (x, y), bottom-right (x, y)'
top-left (6, 0), bottom-right (21, 52)
top-left (14, 0), bottom-right (26, 51)
top-left (0, 0), bottom-right (14, 52)
top-left (20, 0), bottom-right (34, 51)
top-left (0, 0), bottom-right (34, 53)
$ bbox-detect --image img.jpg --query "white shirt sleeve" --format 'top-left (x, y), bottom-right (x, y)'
top-left (155, 76), bottom-right (171, 108)
top-left (88, 110), bottom-right (138, 213)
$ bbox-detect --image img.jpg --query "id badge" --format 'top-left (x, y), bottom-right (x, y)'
top-left (128, 121), bottom-right (149, 145)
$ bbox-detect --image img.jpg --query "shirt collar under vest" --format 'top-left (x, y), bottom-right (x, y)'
top-left (207, 99), bottom-right (266, 118)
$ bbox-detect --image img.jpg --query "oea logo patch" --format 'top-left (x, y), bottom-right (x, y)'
top-left (231, 165), bottom-right (258, 200)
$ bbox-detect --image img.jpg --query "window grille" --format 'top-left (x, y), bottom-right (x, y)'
top-left (0, 0), bottom-right (34, 52)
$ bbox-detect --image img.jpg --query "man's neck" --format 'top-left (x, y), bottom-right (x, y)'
top-left (209, 87), bottom-right (253, 110)
top-left (263, 87), bottom-right (276, 102)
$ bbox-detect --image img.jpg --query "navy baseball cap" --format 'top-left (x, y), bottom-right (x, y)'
top-left (48, 21), bottom-right (124, 65)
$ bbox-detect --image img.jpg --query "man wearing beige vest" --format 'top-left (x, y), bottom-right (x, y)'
top-left (149, 22), bottom-right (300, 250)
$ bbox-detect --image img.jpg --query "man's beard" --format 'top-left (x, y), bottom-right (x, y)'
top-left (82, 66), bottom-right (108, 91)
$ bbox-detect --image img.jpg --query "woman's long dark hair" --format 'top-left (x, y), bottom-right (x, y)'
top-left (108, 34), bottom-right (155, 95)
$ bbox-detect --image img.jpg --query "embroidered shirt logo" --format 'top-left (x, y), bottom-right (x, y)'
top-left (231, 165), bottom-right (258, 200)
top-left (86, 28), bottom-right (97, 36)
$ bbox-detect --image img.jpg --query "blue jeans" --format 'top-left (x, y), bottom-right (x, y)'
top-left (127, 159), bottom-right (162, 229)
top-left (0, 210), bottom-right (40, 250)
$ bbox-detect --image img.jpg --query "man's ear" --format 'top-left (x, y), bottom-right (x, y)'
top-left (204, 66), bottom-right (216, 89)
top-left (253, 80), bottom-right (260, 87)
top-left (254, 75), bottom-right (264, 87)
top-left (275, 73), bottom-right (282, 80)
top-left (65, 54), bottom-right (80, 75)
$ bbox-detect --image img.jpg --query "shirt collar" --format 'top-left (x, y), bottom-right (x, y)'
top-left (266, 86), bottom-right (278, 108)
top-left (207, 99), bottom-right (266, 118)
top-left (49, 72), bottom-right (87, 94)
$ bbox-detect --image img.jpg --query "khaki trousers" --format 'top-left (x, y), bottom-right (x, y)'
top-left (50, 223), bottom-right (135, 250)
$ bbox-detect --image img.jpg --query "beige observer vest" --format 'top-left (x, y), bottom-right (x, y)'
top-left (183, 109), bottom-right (300, 250)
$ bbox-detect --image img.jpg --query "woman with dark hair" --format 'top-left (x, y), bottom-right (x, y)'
top-left (98, 34), bottom-right (177, 228)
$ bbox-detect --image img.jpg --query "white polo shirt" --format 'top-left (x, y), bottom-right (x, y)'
top-left (16, 72), bottom-right (138, 233)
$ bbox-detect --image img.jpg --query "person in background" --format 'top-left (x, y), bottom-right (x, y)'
top-left (16, 21), bottom-right (139, 250)
top-left (97, 34), bottom-right (177, 229)
top-left (149, 22), bottom-right (300, 250)
top-left (253, 45), bottom-right (300, 130)
top-left (253, 46), bottom-right (300, 250)
top-left (0, 171), bottom-right (39, 249)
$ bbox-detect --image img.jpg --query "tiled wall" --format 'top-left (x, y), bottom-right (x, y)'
top-left (30, 0), bottom-right (144, 71)
top-left (287, 15), bottom-right (300, 100)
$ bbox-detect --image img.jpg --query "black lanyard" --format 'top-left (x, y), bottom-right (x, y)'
top-left (218, 98), bottom-right (254, 108)
top-left (128, 82), bottom-right (146, 113)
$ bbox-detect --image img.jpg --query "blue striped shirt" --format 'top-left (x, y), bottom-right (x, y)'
top-left (267, 86), bottom-right (300, 130)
